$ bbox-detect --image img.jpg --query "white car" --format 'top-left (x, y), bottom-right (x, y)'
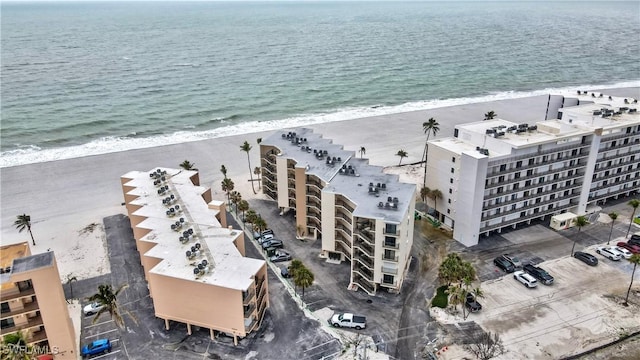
top-left (83, 302), bottom-right (105, 316)
top-left (595, 246), bottom-right (622, 261)
top-left (612, 246), bottom-right (632, 259)
top-left (513, 270), bottom-right (538, 288)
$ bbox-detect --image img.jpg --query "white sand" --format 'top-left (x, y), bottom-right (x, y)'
top-left (1, 88), bottom-right (638, 286)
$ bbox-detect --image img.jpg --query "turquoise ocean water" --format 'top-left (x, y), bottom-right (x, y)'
top-left (1, 1), bottom-right (639, 167)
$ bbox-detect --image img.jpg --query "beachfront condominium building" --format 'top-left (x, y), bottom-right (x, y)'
top-left (425, 92), bottom-right (640, 246)
top-left (260, 128), bottom-right (417, 295)
top-left (121, 168), bottom-right (268, 345)
top-left (1, 243), bottom-right (77, 359)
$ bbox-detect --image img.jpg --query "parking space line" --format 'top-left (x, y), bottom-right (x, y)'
top-left (87, 349), bottom-right (121, 359)
top-left (85, 319), bottom-right (115, 328)
top-left (85, 328), bottom-right (118, 339)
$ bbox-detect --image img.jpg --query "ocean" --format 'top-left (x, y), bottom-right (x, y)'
top-left (1, 1), bottom-right (639, 168)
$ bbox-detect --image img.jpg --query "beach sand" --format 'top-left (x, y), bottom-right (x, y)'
top-left (1, 87), bottom-right (638, 281)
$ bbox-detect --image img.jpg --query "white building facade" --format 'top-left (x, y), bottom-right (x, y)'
top-left (425, 93), bottom-right (640, 246)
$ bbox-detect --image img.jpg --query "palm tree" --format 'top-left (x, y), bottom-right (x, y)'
top-left (66, 274), bottom-right (78, 299)
top-left (253, 215), bottom-right (267, 234)
top-left (220, 164), bottom-right (228, 179)
top-left (238, 200), bottom-right (249, 223)
top-left (359, 146), bottom-right (366, 159)
top-left (447, 284), bottom-right (465, 316)
top-left (396, 149), bottom-right (408, 166)
top-left (623, 254), bottom-right (640, 306)
top-left (179, 160), bottom-right (197, 171)
top-left (2, 331), bottom-right (33, 360)
top-left (87, 284), bottom-right (136, 328)
top-left (254, 166), bottom-right (262, 189)
top-left (14, 214), bottom-right (35, 246)
top-left (571, 215), bottom-right (588, 256)
top-left (422, 118), bottom-right (440, 187)
top-left (230, 191), bottom-right (242, 215)
top-left (288, 259), bottom-right (304, 292)
top-left (240, 140), bottom-right (257, 195)
top-left (428, 189), bottom-right (443, 220)
top-left (294, 266), bottom-right (314, 298)
top-left (484, 110), bottom-right (497, 121)
top-left (221, 178), bottom-right (234, 206)
top-left (627, 199), bottom-right (639, 237)
top-left (607, 212), bottom-right (618, 245)
top-left (420, 186), bottom-right (430, 203)
top-left (245, 209), bottom-right (258, 224)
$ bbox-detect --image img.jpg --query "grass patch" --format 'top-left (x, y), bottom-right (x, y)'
top-left (431, 285), bottom-right (449, 308)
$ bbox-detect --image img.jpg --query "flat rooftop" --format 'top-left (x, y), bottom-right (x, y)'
top-left (122, 168), bottom-right (264, 291)
top-left (262, 129), bottom-right (416, 223)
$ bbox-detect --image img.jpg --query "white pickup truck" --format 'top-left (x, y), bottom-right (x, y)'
top-left (328, 313), bottom-right (366, 330)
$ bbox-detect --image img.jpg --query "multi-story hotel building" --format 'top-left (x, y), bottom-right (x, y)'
top-left (1, 242), bottom-right (77, 359)
top-left (121, 168), bottom-right (268, 345)
top-left (425, 92), bottom-right (640, 246)
top-left (260, 128), bottom-right (416, 295)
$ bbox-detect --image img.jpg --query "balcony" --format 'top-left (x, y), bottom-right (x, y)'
top-left (28, 328), bottom-right (47, 345)
top-left (485, 163), bottom-right (587, 189)
top-left (0, 314), bottom-right (43, 335)
top-left (382, 241), bottom-right (399, 250)
top-left (335, 200), bottom-right (355, 213)
top-left (353, 238), bottom-right (374, 257)
top-left (307, 188), bottom-right (321, 200)
top-left (0, 286), bottom-right (35, 302)
top-left (307, 178), bottom-right (323, 189)
top-left (352, 263), bottom-right (373, 280)
top-left (243, 304), bottom-right (256, 318)
top-left (355, 229), bottom-right (375, 244)
top-left (382, 254), bottom-right (399, 262)
top-left (480, 203), bottom-right (573, 233)
top-left (488, 143), bottom-right (591, 168)
top-left (242, 288), bottom-right (255, 306)
top-left (244, 317), bottom-right (258, 333)
top-left (354, 251), bottom-right (374, 269)
top-left (484, 173), bottom-right (584, 201)
top-left (383, 226), bottom-right (399, 236)
top-left (352, 274), bottom-right (376, 295)
top-left (0, 300), bottom-right (39, 321)
top-left (335, 224), bottom-right (352, 238)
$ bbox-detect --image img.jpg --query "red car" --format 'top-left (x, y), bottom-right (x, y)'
top-left (617, 242), bottom-right (640, 254)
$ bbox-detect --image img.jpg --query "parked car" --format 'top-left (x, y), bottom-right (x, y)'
top-left (595, 246), bottom-right (622, 261)
top-left (513, 270), bottom-right (537, 288)
top-left (628, 233), bottom-right (640, 247)
top-left (81, 339), bottom-right (111, 358)
top-left (254, 229), bottom-right (274, 240)
top-left (270, 250), bottom-right (291, 263)
top-left (523, 264), bottom-right (554, 285)
top-left (503, 254), bottom-right (522, 269)
top-left (83, 302), bottom-right (104, 316)
top-left (612, 246), bottom-right (633, 259)
top-left (573, 251), bottom-right (598, 266)
top-left (262, 238), bottom-right (284, 249)
top-left (493, 255), bottom-right (515, 273)
top-left (329, 313), bottom-right (366, 329)
top-left (280, 266), bottom-right (291, 278)
top-left (617, 241), bottom-right (640, 254)
top-left (465, 293), bottom-right (482, 313)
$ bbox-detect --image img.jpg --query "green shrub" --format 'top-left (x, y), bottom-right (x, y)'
top-left (431, 285), bottom-right (449, 308)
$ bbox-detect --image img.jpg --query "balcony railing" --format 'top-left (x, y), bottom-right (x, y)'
top-left (336, 200), bottom-right (355, 213)
top-left (352, 275), bottom-right (376, 295)
top-left (353, 238), bottom-right (374, 257)
top-left (482, 195), bottom-right (579, 221)
top-left (381, 266), bottom-right (398, 275)
top-left (352, 263), bottom-right (373, 280)
top-left (336, 224), bottom-right (352, 237)
top-left (589, 183), bottom-right (640, 202)
top-left (0, 314), bottom-right (43, 335)
top-left (244, 304), bottom-right (256, 318)
top-left (382, 241), bottom-right (399, 250)
top-left (242, 288), bottom-right (255, 306)
top-left (0, 300), bottom-right (39, 321)
top-left (488, 143), bottom-right (591, 168)
top-left (485, 163), bottom-right (586, 189)
top-left (0, 286), bottom-right (35, 302)
top-left (484, 173), bottom-right (584, 200)
top-left (382, 254), bottom-right (399, 262)
top-left (354, 252), bottom-right (374, 269)
top-left (480, 203), bottom-right (573, 233)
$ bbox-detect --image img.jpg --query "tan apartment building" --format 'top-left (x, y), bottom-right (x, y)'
top-left (425, 92), bottom-right (640, 246)
top-left (121, 168), bottom-right (268, 345)
top-left (260, 129), bottom-right (416, 295)
top-left (1, 243), bottom-right (77, 359)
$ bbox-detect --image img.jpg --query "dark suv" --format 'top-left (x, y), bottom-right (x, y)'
top-left (493, 255), bottom-right (515, 273)
top-left (574, 251), bottom-right (598, 266)
top-left (523, 264), bottom-right (554, 285)
top-left (465, 293), bottom-right (482, 313)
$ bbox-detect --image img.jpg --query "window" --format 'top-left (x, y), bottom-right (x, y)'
top-left (564, 190), bottom-right (570, 196)
top-left (452, 157), bottom-right (456, 163)
top-left (543, 155), bottom-right (548, 162)
top-left (0, 318), bottom-right (14, 330)
top-left (527, 169), bottom-right (533, 176)
top-left (447, 209), bottom-right (451, 214)
top-left (500, 164), bottom-right (507, 172)
top-left (383, 274), bottom-right (394, 284)
top-left (570, 160), bottom-right (576, 166)
top-left (384, 249), bottom-right (395, 261)
top-left (537, 187), bottom-right (543, 194)
top-left (553, 174), bottom-right (559, 180)
top-left (514, 172), bottom-right (521, 179)
top-left (524, 191), bottom-right (530, 197)
top-left (525, 180), bottom-right (532, 187)
top-left (384, 236), bottom-right (397, 247)
top-left (571, 149), bottom-right (578, 156)
top-left (539, 177), bottom-right (545, 183)
top-left (448, 199), bottom-right (451, 204)
top-left (450, 178), bottom-right (454, 184)
top-left (511, 194), bottom-right (517, 200)
top-left (550, 194), bottom-right (556, 200)
top-left (496, 208), bottom-right (501, 215)
top-left (513, 183), bottom-right (520, 190)
top-left (385, 224), bottom-right (397, 235)
top-left (511, 204), bottom-right (516, 210)
top-left (528, 158), bottom-right (535, 166)
top-left (498, 175), bottom-right (505, 182)
top-left (449, 188), bottom-right (453, 194)
top-left (551, 184), bottom-right (557, 190)
top-left (0, 303), bottom-right (9, 314)
top-left (568, 170), bottom-right (573, 176)
top-left (451, 168), bottom-right (455, 173)
top-left (516, 161), bottom-right (522, 168)
top-left (497, 187), bottom-right (503, 194)
top-left (535, 197), bottom-right (541, 204)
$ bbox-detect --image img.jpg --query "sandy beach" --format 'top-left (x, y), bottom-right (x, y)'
top-left (1, 87), bottom-right (638, 282)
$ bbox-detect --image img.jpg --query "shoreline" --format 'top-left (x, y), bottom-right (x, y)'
top-left (1, 87), bottom-right (638, 281)
top-left (2, 83), bottom-right (638, 169)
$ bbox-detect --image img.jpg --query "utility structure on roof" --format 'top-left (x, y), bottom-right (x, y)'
top-left (424, 92), bottom-right (640, 246)
top-left (260, 129), bottom-right (417, 295)
top-left (121, 168), bottom-right (268, 345)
